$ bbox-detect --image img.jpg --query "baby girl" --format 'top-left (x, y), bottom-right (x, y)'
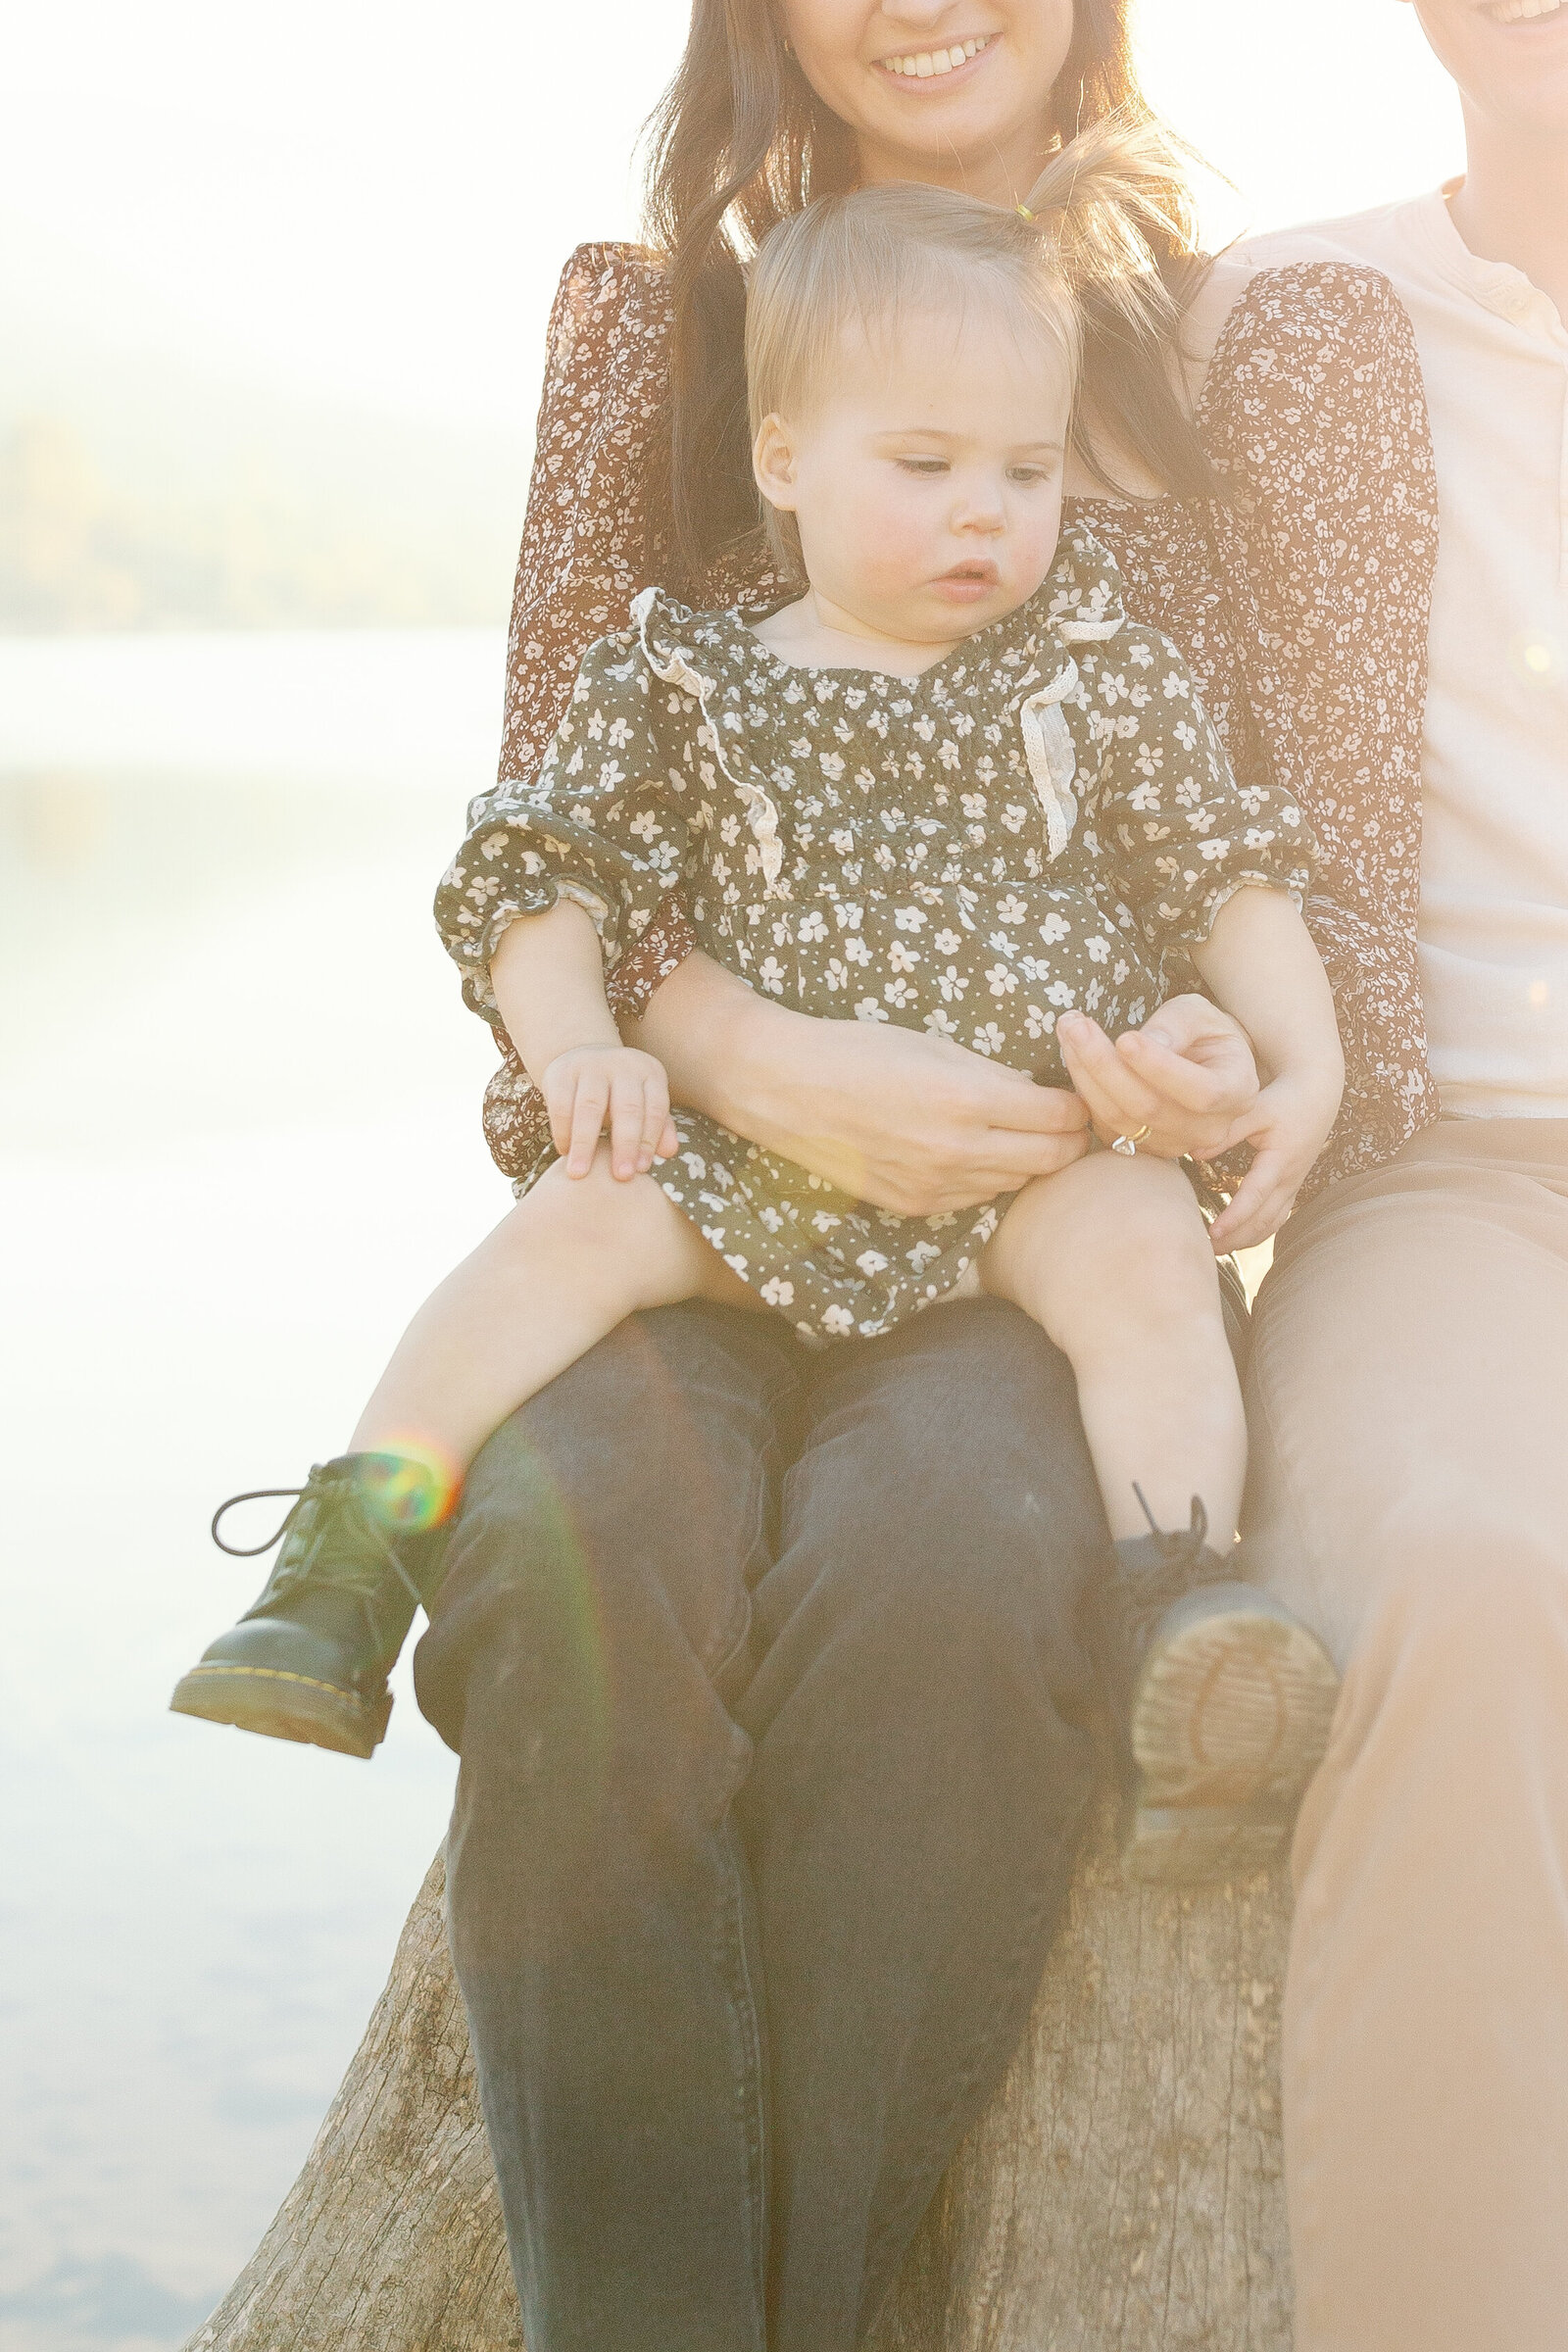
top-left (173, 127), bottom-right (1343, 1882)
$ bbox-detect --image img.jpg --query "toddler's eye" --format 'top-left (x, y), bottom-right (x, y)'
top-left (897, 458), bottom-right (950, 475)
top-left (1006, 463), bottom-right (1056, 484)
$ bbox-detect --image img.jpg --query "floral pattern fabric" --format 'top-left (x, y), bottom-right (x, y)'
top-left (463, 247), bottom-right (1438, 1205)
top-left (437, 528), bottom-right (1309, 1344)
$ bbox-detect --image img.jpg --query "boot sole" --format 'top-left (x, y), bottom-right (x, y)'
top-left (169, 1663), bottom-right (391, 1759)
top-left (1122, 1587), bottom-right (1340, 1885)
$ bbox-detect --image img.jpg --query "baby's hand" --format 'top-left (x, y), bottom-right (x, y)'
top-left (541, 1045), bottom-right (679, 1181)
top-left (1207, 1066), bottom-right (1344, 1253)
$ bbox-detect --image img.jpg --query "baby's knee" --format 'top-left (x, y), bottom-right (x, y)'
top-left (493, 1153), bottom-right (676, 1291)
top-left (527, 1153), bottom-right (734, 1315)
top-left (1114, 1178), bottom-right (1214, 1297)
top-left (520, 1151), bottom-right (659, 1236)
top-left (1012, 1157), bottom-right (1213, 1317)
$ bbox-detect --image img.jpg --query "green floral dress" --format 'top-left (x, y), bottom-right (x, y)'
top-left (438, 526), bottom-right (1312, 1345)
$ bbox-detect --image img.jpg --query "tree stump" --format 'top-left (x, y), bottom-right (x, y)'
top-left (185, 1791), bottom-right (1293, 2352)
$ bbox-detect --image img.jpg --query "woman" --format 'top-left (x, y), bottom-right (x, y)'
top-left (414, 7), bottom-right (1436, 2348)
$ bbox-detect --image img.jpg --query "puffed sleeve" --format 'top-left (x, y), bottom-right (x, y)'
top-left (1074, 623), bottom-right (1314, 950)
top-left (436, 629), bottom-right (698, 1022)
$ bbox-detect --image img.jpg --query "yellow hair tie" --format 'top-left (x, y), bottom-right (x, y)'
top-left (1016, 203), bottom-right (1036, 221)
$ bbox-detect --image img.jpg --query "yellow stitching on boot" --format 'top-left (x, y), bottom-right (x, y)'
top-left (181, 1664), bottom-right (370, 1703)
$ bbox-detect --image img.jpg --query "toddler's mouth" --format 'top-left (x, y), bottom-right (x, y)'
top-left (933, 560), bottom-right (1001, 602)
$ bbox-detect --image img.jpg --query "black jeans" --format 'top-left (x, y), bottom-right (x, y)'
top-left (415, 1297), bottom-right (1106, 2352)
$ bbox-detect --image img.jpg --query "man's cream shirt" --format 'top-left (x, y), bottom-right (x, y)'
top-left (1242, 191), bottom-right (1568, 1117)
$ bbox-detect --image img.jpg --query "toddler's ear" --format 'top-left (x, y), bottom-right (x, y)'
top-left (753, 413), bottom-right (801, 514)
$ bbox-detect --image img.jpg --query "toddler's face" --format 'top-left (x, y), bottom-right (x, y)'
top-left (755, 302), bottom-right (1071, 648)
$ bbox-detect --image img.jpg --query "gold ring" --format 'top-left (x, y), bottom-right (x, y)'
top-left (1110, 1123), bottom-right (1152, 1157)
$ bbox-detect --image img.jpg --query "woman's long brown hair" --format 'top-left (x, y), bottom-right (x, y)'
top-left (644, 0), bottom-right (1215, 583)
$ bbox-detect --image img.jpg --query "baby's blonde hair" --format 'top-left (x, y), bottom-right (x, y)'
top-left (746, 114), bottom-right (1191, 573)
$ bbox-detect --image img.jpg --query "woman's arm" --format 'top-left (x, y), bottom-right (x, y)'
top-left (630, 955), bottom-right (1088, 1212)
top-left (632, 956), bottom-right (1261, 1220)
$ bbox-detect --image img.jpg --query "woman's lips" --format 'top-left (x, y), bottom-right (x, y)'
top-left (873, 33), bottom-right (998, 90)
top-left (1484, 0), bottom-right (1567, 24)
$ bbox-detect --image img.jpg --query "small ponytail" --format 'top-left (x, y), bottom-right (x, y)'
top-left (1017, 110), bottom-right (1217, 497)
top-left (1017, 112), bottom-right (1187, 358)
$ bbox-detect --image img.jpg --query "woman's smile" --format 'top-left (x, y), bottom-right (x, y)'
top-left (1483, 0), bottom-right (1567, 24)
top-left (874, 30), bottom-right (998, 84)
top-left (779, 1), bottom-right (1076, 206)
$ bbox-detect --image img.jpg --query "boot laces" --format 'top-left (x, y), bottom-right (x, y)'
top-left (211, 1476), bottom-right (424, 1607)
top-left (1133, 1484), bottom-right (1209, 1553)
top-left (1103, 1487), bottom-right (1231, 1675)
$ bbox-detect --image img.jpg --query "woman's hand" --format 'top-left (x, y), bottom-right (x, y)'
top-left (631, 956), bottom-right (1090, 1216)
top-left (1056, 997), bottom-right (1262, 1164)
top-left (733, 1019), bottom-right (1093, 1213)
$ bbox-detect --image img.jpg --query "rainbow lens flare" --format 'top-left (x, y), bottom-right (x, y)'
top-left (356, 1443), bottom-right (461, 1533)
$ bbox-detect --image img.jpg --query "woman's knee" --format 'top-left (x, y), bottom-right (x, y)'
top-left (415, 1307), bottom-right (795, 1745)
top-left (770, 1428), bottom-right (1100, 1691)
top-left (784, 1302), bottom-right (1105, 1602)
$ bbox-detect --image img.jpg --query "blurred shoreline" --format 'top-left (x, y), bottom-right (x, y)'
top-left (1, 625), bottom-right (505, 2350)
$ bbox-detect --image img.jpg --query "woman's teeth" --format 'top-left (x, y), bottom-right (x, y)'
top-left (1488, 0), bottom-right (1565, 21)
top-left (880, 34), bottom-right (991, 78)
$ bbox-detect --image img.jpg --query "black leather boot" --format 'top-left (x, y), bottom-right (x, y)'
top-left (169, 1455), bottom-right (450, 1758)
top-left (1098, 1494), bottom-right (1340, 1885)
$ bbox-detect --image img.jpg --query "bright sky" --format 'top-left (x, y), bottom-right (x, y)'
top-left (4, 1), bottom-right (1464, 435)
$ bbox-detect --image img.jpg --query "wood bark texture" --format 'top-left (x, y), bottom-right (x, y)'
top-left (186, 1792), bottom-right (1292, 2352)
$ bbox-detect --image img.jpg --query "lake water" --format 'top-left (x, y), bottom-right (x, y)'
top-left (0, 631), bottom-right (515, 2351)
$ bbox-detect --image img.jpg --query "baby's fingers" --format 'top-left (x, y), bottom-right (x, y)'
top-left (636, 1074), bottom-right (676, 1173)
top-left (1208, 1144), bottom-right (1298, 1253)
top-left (543, 1081), bottom-right (575, 1162)
top-left (608, 1074), bottom-right (651, 1180)
top-left (565, 1074), bottom-right (611, 1177)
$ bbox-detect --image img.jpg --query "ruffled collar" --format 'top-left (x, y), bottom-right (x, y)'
top-left (632, 520), bottom-right (1127, 699)
top-left (628, 525), bottom-right (1126, 895)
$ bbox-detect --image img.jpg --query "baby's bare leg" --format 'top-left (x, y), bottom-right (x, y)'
top-left (980, 1152), bottom-right (1245, 1544)
top-left (350, 1156), bottom-right (754, 1476)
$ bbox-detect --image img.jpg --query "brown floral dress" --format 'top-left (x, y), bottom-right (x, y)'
top-left (452, 245), bottom-right (1438, 1206)
top-left (437, 529), bottom-right (1311, 1343)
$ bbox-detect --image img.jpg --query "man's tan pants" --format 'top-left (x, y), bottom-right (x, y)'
top-left (1245, 1119), bottom-right (1568, 2352)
